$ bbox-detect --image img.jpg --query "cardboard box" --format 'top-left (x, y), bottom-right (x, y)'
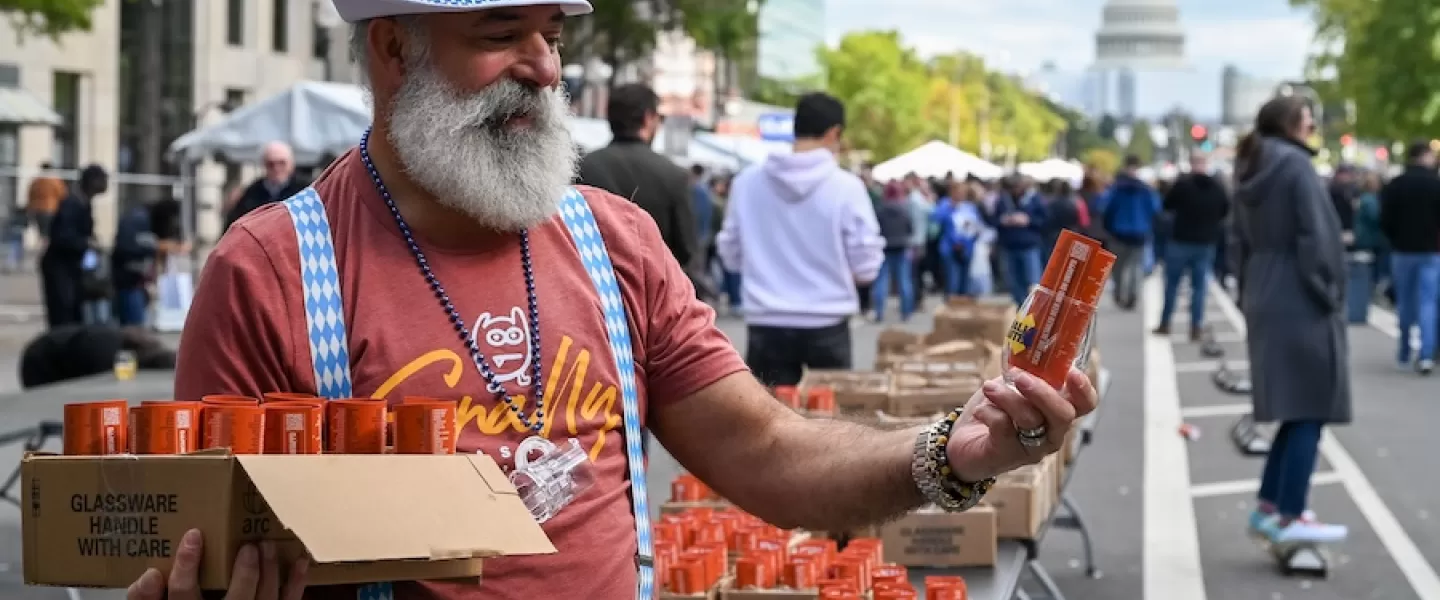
top-left (662, 576), bottom-right (729, 600)
top-left (888, 366), bottom-right (984, 418)
top-left (22, 452), bottom-right (553, 589)
top-left (930, 302), bottom-right (1014, 345)
top-left (880, 505), bottom-right (996, 568)
top-left (985, 464), bottom-right (1053, 539)
top-left (722, 582), bottom-right (871, 600)
top-left (797, 371), bottom-right (891, 415)
top-left (876, 328), bottom-right (924, 355)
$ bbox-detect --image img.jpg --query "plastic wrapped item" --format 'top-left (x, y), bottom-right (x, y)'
top-left (1002, 230), bottom-right (1115, 389)
top-left (508, 436), bottom-right (594, 523)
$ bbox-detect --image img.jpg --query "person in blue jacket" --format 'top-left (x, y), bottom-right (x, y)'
top-left (993, 175), bottom-right (1048, 305)
top-left (1098, 155), bottom-right (1162, 310)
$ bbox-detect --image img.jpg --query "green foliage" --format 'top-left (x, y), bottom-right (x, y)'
top-left (1081, 147), bottom-right (1121, 176)
top-left (1, 0), bottom-right (105, 40)
top-left (819, 31), bottom-right (932, 160)
top-left (750, 76), bottom-right (816, 108)
top-left (1293, 0), bottom-right (1440, 140)
top-left (676, 0), bottom-right (760, 60)
top-left (1125, 120), bottom-right (1155, 164)
top-left (1097, 114), bottom-right (1119, 141)
top-left (819, 30), bottom-right (1068, 161)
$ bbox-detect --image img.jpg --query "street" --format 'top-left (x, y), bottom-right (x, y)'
top-left (1, 271), bottom-right (1439, 599)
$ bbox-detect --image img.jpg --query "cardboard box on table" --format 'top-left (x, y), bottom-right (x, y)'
top-left (879, 505), bottom-right (997, 567)
top-left (986, 462), bottom-right (1055, 540)
top-left (796, 370), bottom-right (891, 416)
top-left (661, 500), bottom-right (734, 515)
top-left (21, 451), bottom-right (553, 589)
top-left (888, 363), bottom-right (985, 418)
top-left (722, 582), bottom-right (873, 600)
top-left (662, 576), bottom-right (731, 600)
top-left (930, 300), bottom-right (1015, 345)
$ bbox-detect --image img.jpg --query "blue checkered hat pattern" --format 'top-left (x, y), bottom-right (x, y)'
top-left (557, 187), bottom-right (654, 600)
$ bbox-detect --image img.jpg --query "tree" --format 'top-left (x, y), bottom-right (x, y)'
top-left (1125, 120), bottom-right (1155, 164)
top-left (1, 0), bottom-right (104, 39)
top-left (1291, 0), bottom-right (1440, 140)
top-left (561, 1), bottom-right (660, 88)
top-left (819, 31), bottom-right (932, 160)
top-left (1081, 147), bottom-right (1121, 176)
top-left (1096, 114), bottom-right (1119, 141)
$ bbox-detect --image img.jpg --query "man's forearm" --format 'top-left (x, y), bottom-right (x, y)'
top-left (723, 412), bottom-right (924, 532)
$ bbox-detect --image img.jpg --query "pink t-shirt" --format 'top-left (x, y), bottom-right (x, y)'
top-left (174, 150), bottom-right (748, 600)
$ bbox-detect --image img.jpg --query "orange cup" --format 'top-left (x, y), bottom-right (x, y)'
top-left (735, 556), bottom-right (773, 590)
top-left (130, 402), bottom-right (200, 454)
top-left (392, 401), bottom-right (457, 454)
top-left (262, 395), bottom-right (325, 451)
top-left (773, 385), bottom-right (801, 409)
top-left (783, 557), bottom-right (819, 590)
top-left (325, 399), bottom-right (386, 454)
top-left (201, 404), bottom-right (265, 454)
top-left (202, 394), bottom-right (259, 405)
top-left (805, 386), bottom-right (835, 413)
top-left (262, 402), bottom-right (322, 454)
top-left (63, 400), bottom-right (129, 456)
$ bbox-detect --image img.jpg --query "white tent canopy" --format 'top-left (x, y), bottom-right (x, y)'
top-left (167, 81), bottom-right (372, 165)
top-left (1018, 158), bottom-right (1084, 184)
top-left (871, 141), bottom-right (1003, 182)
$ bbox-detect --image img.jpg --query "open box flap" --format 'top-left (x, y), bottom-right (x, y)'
top-left (235, 454), bottom-right (555, 564)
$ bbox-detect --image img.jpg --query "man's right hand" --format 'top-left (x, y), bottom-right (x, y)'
top-left (127, 529), bottom-right (308, 600)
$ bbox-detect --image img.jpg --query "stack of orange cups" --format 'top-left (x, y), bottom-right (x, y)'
top-left (772, 385), bottom-right (802, 409)
top-left (130, 401), bottom-right (201, 454)
top-left (326, 399), bottom-right (387, 454)
top-left (393, 398), bottom-right (458, 454)
top-left (263, 393), bottom-right (325, 453)
top-left (63, 400), bottom-right (129, 455)
top-left (200, 395), bottom-right (264, 454)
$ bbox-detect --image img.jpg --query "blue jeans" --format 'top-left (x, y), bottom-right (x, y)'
top-left (941, 248), bottom-right (971, 297)
top-left (81, 299), bottom-right (111, 326)
top-left (872, 249), bottom-right (915, 320)
top-left (1159, 241), bottom-right (1216, 329)
top-left (1258, 420), bottom-right (1324, 518)
top-left (722, 270), bottom-right (741, 310)
top-left (1004, 247), bottom-right (1043, 306)
top-left (1391, 252), bottom-right (1440, 362)
top-left (115, 286), bottom-right (148, 326)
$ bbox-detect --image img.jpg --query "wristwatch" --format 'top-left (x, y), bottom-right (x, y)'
top-left (911, 408), bottom-right (995, 512)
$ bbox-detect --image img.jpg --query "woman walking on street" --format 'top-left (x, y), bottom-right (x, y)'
top-left (1234, 95), bottom-right (1351, 545)
top-left (871, 182), bottom-right (916, 322)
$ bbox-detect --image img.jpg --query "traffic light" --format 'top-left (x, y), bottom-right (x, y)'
top-left (1190, 124), bottom-right (1207, 141)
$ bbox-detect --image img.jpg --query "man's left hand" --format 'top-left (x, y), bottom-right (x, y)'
top-left (945, 368), bottom-right (1098, 482)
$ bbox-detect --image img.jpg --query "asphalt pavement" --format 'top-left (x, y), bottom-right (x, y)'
top-left (1, 272), bottom-right (1439, 599)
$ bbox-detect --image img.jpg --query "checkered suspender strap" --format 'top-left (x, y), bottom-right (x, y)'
top-left (283, 188), bottom-right (354, 400)
top-left (284, 190), bottom-right (393, 600)
top-left (557, 188), bottom-right (656, 600)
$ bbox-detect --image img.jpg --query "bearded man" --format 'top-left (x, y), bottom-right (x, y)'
top-left (125, 1), bottom-right (1098, 599)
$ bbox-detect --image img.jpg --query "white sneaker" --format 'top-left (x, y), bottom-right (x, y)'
top-left (1419, 360), bottom-right (1435, 375)
top-left (1273, 519), bottom-right (1348, 544)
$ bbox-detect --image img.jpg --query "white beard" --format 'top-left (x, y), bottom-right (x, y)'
top-left (387, 64), bottom-right (578, 232)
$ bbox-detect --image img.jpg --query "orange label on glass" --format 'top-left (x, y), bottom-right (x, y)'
top-left (201, 404), bottom-right (265, 454)
top-left (262, 402), bottom-right (322, 454)
top-left (1007, 230), bottom-right (1115, 389)
top-left (326, 399), bottom-right (387, 454)
top-left (392, 402), bottom-right (457, 454)
top-left (63, 400), bottom-right (129, 456)
top-left (130, 402), bottom-right (200, 454)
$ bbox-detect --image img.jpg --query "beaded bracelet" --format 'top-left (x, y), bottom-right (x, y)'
top-left (927, 405), bottom-right (996, 506)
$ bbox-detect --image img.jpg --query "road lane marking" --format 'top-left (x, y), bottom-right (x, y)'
top-left (1209, 280), bottom-right (1440, 598)
top-left (1190, 472), bottom-right (1344, 499)
top-left (1143, 276), bottom-right (1208, 600)
top-left (1180, 403), bottom-right (1251, 419)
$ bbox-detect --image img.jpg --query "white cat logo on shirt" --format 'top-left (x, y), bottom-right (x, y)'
top-left (469, 306), bottom-right (534, 386)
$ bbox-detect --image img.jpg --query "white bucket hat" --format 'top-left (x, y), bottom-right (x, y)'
top-left (332, 0), bottom-right (593, 22)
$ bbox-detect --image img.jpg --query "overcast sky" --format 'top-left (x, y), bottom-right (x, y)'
top-left (823, 0), bottom-right (1315, 119)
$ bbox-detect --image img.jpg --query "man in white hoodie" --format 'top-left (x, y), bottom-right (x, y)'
top-left (717, 92), bottom-right (885, 386)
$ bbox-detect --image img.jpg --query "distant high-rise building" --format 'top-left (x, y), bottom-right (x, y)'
top-left (1220, 64), bottom-right (1278, 126)
top-left (1091, 0), bottom-right (1186, 120)
top-left (756, 0), bottom-right (825, 82)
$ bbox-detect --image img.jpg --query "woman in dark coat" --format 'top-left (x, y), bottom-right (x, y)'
top-left (1234, 95), bottom-right (1351, 545)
